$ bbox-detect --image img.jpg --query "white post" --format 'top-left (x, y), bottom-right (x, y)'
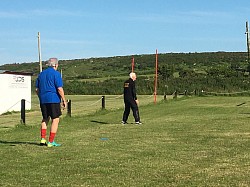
top-left (246, 21), bottom-right (250, 63)
top-left (38, 32), bottom-right (42, 73)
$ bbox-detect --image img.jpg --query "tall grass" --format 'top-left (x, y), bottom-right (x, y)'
top-left (1, 96), bottom-right (250, 186)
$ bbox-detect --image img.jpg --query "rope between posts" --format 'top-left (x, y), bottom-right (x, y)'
top-left (105, 94), bottom-right (123, 100)
top-left (26, 100), bottom-right (40, 108)
top-left (202, 90), bottom-right (250, 95)
top-left (1, 100), bottom-right (21, 114)
top-left (85, 98), bottom-right (102, 107)
top-left (72, 98), bottom-right (102, 107)
top-left (171, 91), bottom-right (176, 96)
top-left (146, 93), bottom-right (154, 98)
top-left (25, 100), bottom-right (31, 104)
top-left (0, 100), bottom-right (23, 125)
top-left (189, 90), bottom-right (196, 94)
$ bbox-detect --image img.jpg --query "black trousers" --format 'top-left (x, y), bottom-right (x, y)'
top-left (122, 99), bottom-right (140, 122)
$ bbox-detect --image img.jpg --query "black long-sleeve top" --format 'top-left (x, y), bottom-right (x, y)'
top-left (123, 78), bottom-right (137, 101)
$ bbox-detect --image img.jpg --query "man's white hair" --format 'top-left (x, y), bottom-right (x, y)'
top-left (47, 58), bottom-right (58, 67)
top-left (129, 72), bottom-right (136, 79)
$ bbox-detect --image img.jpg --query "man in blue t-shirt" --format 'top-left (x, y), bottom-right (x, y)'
top-left (35, 58), bottom-right (67, 147)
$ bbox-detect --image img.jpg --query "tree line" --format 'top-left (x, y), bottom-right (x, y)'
top-left (2, 52), bottom-right (249, 95)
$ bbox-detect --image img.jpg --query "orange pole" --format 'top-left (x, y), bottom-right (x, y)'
top-left (132, 56), bottom-right (134, 72)
top-left (154, 49), bottom-right (158, 104)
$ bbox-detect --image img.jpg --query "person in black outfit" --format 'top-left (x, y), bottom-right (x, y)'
top-left (122, 72), bottom-right (142, 125)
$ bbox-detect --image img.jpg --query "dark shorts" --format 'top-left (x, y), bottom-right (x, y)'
top-left (40, 103), bottom-right (62, 120)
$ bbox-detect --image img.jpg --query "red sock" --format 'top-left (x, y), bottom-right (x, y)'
top-left (41, 129), bottom-right (46, 139)
top-left (49, 132), bottom-right (56, 143)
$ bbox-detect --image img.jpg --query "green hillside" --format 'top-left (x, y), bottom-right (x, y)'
top-left (0, 52), bottom-right (249, 95)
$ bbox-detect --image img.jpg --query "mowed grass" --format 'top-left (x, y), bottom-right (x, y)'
top-left (1, 96), bottom-right (250, 186)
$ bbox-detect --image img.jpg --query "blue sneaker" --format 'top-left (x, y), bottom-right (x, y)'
top-left (47, 141), bottom-right (61, 147)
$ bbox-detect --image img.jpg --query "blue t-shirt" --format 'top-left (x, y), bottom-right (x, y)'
top-left (35, 67), bottom-right (63, 104)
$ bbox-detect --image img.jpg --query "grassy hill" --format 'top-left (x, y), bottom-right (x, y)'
top-left (0, 52), bottom-right (247, 79)
top-left (0, 52), bottom-right (249, 95)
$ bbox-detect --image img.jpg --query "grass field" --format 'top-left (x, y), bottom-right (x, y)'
top-left (1, 96), bottom-right (250, 186)
top-left (0, 94), bottom-right (162, 129)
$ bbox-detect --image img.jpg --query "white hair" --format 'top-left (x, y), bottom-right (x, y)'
top-left (129, 72), bottom-right (136, 79)
top-left (47, 58), bottom-right (58, 67)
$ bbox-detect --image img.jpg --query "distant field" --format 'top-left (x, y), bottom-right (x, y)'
top-left (1, 96), bottom-right (250, 186)
top-left (0, 94), bottom-right (167, 129)
top-left (70, 74), bottom-right (155, 82)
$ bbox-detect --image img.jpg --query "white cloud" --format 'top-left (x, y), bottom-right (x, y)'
top-left (125, 10), bottom-right (234, 24)
top-left (0, 11), bottom-right (25, 18)
top-left (180, 10), bottom-right (231, 18)
top-left (30, 9), bottom-right (82, 17)
top-left (0, 9), bottom-right (84, 19)
top-left (43, 39), bottom-right (102, 45)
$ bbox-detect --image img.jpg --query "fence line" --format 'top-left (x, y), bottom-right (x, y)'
top-left (0, 90), bottom-right (227, 125)
top-left (105, 94), bottom-right (123, 100)
top-left (72, 97), bottom-right (103, 108)
top-left (1, 100), bottom-right (21, 115)
top-left (0, 99), bottom-right (30, 126)
top-left (146, 93), bottom-right (154, 98)
top-left (86, 98), bottom-right (103, 106)
top-left (202, 90), bottom-right (250, 95)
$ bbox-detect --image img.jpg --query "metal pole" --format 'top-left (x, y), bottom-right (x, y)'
top-left (38, 32), bottom-right (42, 73)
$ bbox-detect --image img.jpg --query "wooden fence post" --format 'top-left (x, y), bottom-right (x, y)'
top-left (184, 90), bottom-right (187, 96)
top-left (164, 93), bottom-right (167, 100)
top-left (21, 99), bottom-right (25, 124)
top-left (67, 100), bottom-right (71, 117)
top-left (102, 96), bottom-right (105, 109)
top-left (173, 91), bottom-right (178, 99)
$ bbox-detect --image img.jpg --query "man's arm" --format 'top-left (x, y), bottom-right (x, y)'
top-left (58, 87), bottom-right (67, 108)
top-left (35, 78), bottom-right (39, 96)
top-left (132, 81), bottom-right (137, 100)
top-left (132, 81), bottom-right (139, 105)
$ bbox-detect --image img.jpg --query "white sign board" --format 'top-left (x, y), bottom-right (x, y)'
top-left (0, 74), bottom-right (31, 115)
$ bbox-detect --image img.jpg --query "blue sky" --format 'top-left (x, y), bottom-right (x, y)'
top-left (0, 0), bottom-right (250, 65)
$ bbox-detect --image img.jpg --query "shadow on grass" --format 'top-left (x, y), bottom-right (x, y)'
top-left (0, 126), bottom-right (12, 129)
top-left (239, 112), bottom-right (250, 115)
top-left (236, 102), bottom-right (246, 106)
top-left (90, 120), bottom-right (109, 124)
top-left (0, 140), bottom-right (40, 146)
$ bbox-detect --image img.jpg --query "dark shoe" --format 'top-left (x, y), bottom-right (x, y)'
top-left (121, 121), bottom-right (128, 125)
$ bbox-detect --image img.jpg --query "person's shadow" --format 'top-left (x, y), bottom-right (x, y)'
top-left (90, 120), bottom-right (109, 124)
top-left (0, 140), bottom-right (40, 146)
